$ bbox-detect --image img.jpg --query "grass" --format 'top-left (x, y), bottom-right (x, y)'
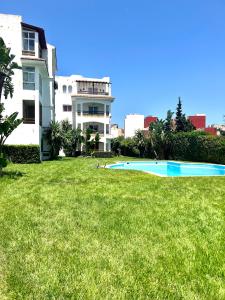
top-left (0, 157), bottom-right (224, 299)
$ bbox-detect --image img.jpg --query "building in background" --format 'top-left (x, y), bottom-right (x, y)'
top-left (144, 116), bottom-right (158, 129)
top-left (55, 75), bottom-right (115, 151)
top-left (0, 13), bottom-right (57, 160)
top-left (124, 114), bottom-right (144, 138)
top-left (188, 114), bottom-right (206, 130)
top-left (111, 124), bottom-right (124, 138)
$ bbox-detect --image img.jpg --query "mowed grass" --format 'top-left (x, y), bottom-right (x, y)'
top-left (0, 157), bottom-right (224, 299)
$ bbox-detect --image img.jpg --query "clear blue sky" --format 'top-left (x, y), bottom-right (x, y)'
top-left (1, 0), bottom-right (225, 127)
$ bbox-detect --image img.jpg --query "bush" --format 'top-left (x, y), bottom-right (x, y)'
top-left (3, 145), bottom-right (40, 163)
top-left (92, 151), bottom-right (114, 158)
top-left (170, 132), bottom-right (225, 164)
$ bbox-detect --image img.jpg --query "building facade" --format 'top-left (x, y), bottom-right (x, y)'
top-left (55, 75), bottom-right (115, 151)
top-left (124, 114), bottom-right (144, 138)
top-left (0, 13), bottom-right (57, 159)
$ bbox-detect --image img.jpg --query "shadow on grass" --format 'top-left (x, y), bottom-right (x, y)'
top-left (1, 170), bottom-right (24, 179)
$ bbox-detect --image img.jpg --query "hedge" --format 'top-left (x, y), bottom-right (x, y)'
top-left (3, 145), bottom-right (41, 164)
top-left (92, 151), bottom-right (114, 158)
top-left (170, 132), bottom-right (225, 164)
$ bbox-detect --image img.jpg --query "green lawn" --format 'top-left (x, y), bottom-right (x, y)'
top-left (0, 157), bottom-right (224, 299)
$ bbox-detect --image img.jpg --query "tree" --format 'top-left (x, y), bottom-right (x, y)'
top-left (164, 110), bottom-right (174, 134)
top-left (134, 129), bottom-right (146, 157)
top-left (94, 132), bottom-right (100, 151)
top-left (175, 97), bottom-right (195, 132)
top-left (175, 97), bottom-right (184, 132)
top-left (149, 119), bottom-right (166, 159)
top-left (0, 38), bottom-right (22, 175)
top-left (46, 121), bottom-right (63, 159)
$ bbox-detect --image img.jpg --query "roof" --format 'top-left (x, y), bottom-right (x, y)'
top-left (21, 22), bottom-right (47, 49)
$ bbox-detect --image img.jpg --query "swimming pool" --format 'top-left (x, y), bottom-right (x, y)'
top-left (106, 161), bottom-right (225, 177)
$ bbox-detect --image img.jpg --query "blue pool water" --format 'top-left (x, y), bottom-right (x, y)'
top-left (107, 161), bottom-right (225, 177)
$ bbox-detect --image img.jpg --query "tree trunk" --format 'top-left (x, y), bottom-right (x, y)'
top-left (0, 72), bottom-right (6, 103)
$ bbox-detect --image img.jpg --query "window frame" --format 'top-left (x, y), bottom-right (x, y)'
top-left (22, 30), bottom-right (35, 52)
top-left (23, 100), bottom-right (35, 124)
top-left (23, 67), bottom-right (35, 90)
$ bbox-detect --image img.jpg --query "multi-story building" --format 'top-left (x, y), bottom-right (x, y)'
top-left (0, 13), bottom-right (57, 160)
top-left (124, 114), bottom-right (144, 138)
top-left (55, 75), bottom-right (115, 151)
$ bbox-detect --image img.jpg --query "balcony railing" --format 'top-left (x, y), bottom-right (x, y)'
top-left (77, 89), bottom-right (109, 96)
top-left (78, 111), bottom-right (110, 116)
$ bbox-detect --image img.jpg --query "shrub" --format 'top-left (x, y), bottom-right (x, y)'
top-left (92, 151), bottom-right (113, 158)
top-left (170, 132), bottom-right (225, 164)
top-left (3, 145), bottom-right (40, 163)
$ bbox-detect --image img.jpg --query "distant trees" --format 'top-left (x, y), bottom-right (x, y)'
top-left (175, 97), bottom-right (195, 132)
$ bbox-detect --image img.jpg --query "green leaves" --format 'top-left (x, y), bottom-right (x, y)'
top-left (0, 37), bottom-right (21, 101)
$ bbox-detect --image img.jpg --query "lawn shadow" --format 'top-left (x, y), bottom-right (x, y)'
top-left (2, 170), bottom-right (25, 179)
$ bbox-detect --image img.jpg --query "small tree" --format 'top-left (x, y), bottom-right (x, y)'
top-left (46, 121), bottom-right (63, 159)
top-left (175, 97), bottom-right (184, 132)
top-left (134, 129), bottom-right (146, 157)
top-left (94, 132), bottom-right (100, 151)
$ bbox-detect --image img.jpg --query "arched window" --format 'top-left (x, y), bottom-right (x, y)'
top-left (62, 85), bottom-right (67, 93)
top-left (68, 85), bottom-right (73, 93)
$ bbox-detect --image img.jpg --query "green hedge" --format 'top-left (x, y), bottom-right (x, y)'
top-left (92, 151), bottom-right (114, 158)
top-left (170, 132), bottom-right (225, 164)
top-left (3, 145), bottom-right (41, 164)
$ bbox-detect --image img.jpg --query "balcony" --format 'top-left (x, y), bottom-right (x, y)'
top-left (77, 81), bottom-right (110, 96)
top-left (82, 110), bottom-right (109, 116)
top-left (78, 89), bottom-right (109, 96)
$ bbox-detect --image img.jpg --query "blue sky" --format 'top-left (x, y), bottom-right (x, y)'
top-left (1, 0), bottom-right (225, 127)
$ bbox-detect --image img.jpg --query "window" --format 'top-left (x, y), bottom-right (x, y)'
top-left (23, 67), bottom-right (35, 90)
top-left (63, 105), bottom-right (72, 112)
top-left (78, 123), bottom-right (81, 129)
top-left (23, 100), bottom-right (35, 124)
top-left (89, 124), bottom-right (98, 132)
top-left (63, 85), bottom-right (67, 93)
top-left (68, 85), bottom-right (73, 93)
top-left (88, 106), bottom-right (98, 114)
top-left (106, 124), bottom-right (109, 134)
top-left (106, 105), bottom-right (110, 116)
top-left (77, 104), bottom-right (81, 115)
top-left (39, 102), bottom-right (42, 126)
top-left (23, 31), bottom-right (35, 52)
top-left (39, 74), bottom-right (42, 95)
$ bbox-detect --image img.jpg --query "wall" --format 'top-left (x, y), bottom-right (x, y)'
top-left (124, 114), bottom-right (144, 138)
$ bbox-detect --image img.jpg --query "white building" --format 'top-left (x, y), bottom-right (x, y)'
top-left (124, 114), bottom-right (144, 138)
top-left (55, 75), bottom-right (115, 151)
top-left (0, 13), bottom-right (57, 159)
top-left (111, 124), bottom-right (124, 138)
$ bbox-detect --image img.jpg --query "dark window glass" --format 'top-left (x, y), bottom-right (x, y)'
top-left (23, 100), bottom-right (35, 124)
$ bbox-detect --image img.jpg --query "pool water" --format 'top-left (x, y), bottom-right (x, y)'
top-left (107, 161), bottom-right (225, 177)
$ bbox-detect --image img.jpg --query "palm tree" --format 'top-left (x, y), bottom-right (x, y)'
top-left (0, 37), bottom-right (21, 103)
top-left (46, 121), bottom-right (64, 159)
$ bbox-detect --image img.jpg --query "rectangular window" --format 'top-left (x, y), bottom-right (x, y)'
top-left (39, 74), bottom-right (42, 95)
top-left (63, 105), bottom-right (72, 112)
top-left (106, 124), bottom-right (109, 134)
top-left (23, 67), bottom-right (35, 90)
top-left (23, 30), bottom-right (35, 52)
top-left (39, 102), bottom-right (42, 126)
top-left (23, 100), bottom-right (35, 124)
top-left (106, 105), bottom-right (110, 116)
top-left (77, 104), bottom-right (81, 115)
top-left (88, 106), bottom-right (98, 114)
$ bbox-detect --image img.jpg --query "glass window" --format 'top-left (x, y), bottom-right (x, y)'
top-left (23, 100), bottom-right (35, 124)
top-left (68, 85), bottom-right (73, 93)
top-left (23, 67), bottom-right (35, 90)
top-left (63, 105), bottom-right (72, 112)
top-left (106, 105), bottom-right (110, 116)
top-left (63, 85), bottom-right (67, 93)
top-left (106, 124), bottom-right (109, 134)
top-left (77, 104), bottom-right (81, 115)
top-left (23, 31), bottom-right (35, 51)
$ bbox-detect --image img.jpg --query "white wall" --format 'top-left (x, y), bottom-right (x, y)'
top-left (124, 114), bottom-right (144, 138)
